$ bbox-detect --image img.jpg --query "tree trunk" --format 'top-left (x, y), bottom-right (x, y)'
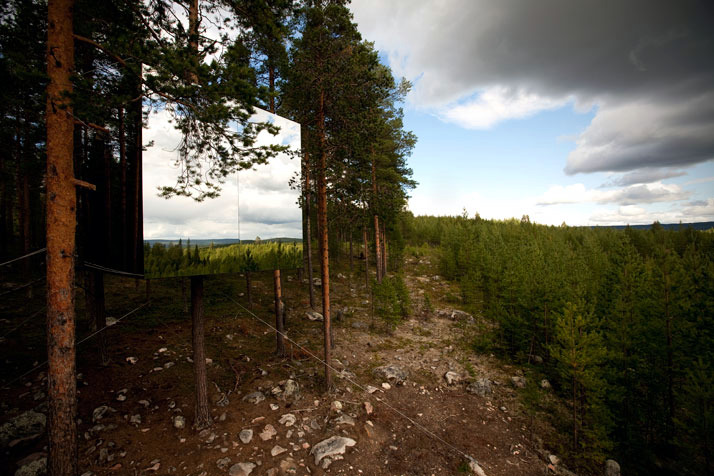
top-left (103, 141), bottom-right (112, 261)
top-left (349, 228), bottom-right (353, 273)
top-left (191, 276), bottom-right (212, 429)
top-left (45, 0), bottom-right (78, 473)
top-left (132, 67), bottom-right (142, 274)
top-left (304, 148), bottom-right (315, 309)
top-left (119, 107), bottom-right (127, 269)
top-left (363, 227), bottom-right (369, 288)
top-left (317, 89), bottom-right (332, 389)
top-left (268, 64), bottom-right (276, 114)
top-left (381, 221), bottom-right (387, 276)
top-left (274, 270), bottom-right (285, 356)
top-left (371, 158), bottom-right (382, 283)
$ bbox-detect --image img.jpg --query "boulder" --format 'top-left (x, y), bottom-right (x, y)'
top-left (310, 436), bottom-right (356, 466)
top-left (466, 378), bottom-right (492, 397)
top-left (0, 410), bottom-right (46, 448)
top-left (14, 457), bottom-right (47, 476)
top-left (373, 365), bottom-right (408, 385)
top-left (605, 459), bottom-right (620, 476)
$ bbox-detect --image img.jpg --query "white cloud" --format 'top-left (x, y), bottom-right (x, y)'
top-left (537, 182), bottom-right (690, 206)
top-left (589, 199), bottom-right (714, 225)
top-left (439, 87), bottom-right (568, 129)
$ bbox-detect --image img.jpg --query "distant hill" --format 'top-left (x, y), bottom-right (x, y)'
top-left (590, 221), bottom-right (714, 231)
top-left (144, 237), bottom-right (302, 248)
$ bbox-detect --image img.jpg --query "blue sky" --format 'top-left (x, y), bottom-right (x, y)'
top-left (350, 0), bottom-right (714, 225)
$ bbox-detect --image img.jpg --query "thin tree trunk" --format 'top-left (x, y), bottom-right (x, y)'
top-left (305, 148), bottom-right (315, 309)
top-left (371, 158), bottom-right (382, 283)
top-left (363, 227), bottom-right (369, 288)
top-left (268, 64), bottom-right (276, 114)
top-left (274, 270), bottom-right (284, 356)
top-left (103, 141), bottom-right (111, 261)
top-left (317, 89), bottom-right (331, 389)
top-left (46, 0), bottom-right (78, 473)
top-left (119, 107), bottom-right (127, 269)
top-left (133, 67), bottom-right (142, 275)
top-left (381, 221), bottom-right (387, 276)
top-left (191, 276), bottom-right (212, 429)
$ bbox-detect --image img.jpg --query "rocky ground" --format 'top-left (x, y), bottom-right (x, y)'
top-left (0, 252), bottom-right (583, 476)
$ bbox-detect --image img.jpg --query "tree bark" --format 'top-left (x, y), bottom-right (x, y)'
top-left (317, 89), bottom-right (332, 389)
top-left (304, 147), bottom-right (315, 309)
top-left (381, 221), bottom-right (387, 276)
top-left (371, 158), bottom-right (382, 283)
top-left (46, 0), bottom-right (78, 473)
top-left (363, 226), bottom-right (369, 288)
top-left (119, 107), bottom-right (127, 269)
top-left (191, 276), bottom-right (212, 429)
top-left (274, 270), bottom-right (285, 356)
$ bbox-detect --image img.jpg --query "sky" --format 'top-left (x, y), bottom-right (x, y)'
top-left (143, 108), bottom-right (302, 241)
top-left (350, 0), bottom-right (714, 226)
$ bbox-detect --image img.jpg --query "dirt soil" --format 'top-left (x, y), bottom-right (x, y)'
top-left (1, 254), bottom-right (555, 476)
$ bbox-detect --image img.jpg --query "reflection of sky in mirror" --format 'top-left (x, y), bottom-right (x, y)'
top-left (143, 107), bottom-right (302, 241)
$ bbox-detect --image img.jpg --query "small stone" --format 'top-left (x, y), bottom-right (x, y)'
top-left (381, 382), bottom-right (391, 390)
top-left (238, 429), bottom-right (253, 444)
top-left (91, 406), bottom-right (115, 423)
top-left (330, 401), bottom-right (343, 412)
top-left (366, 386), bottom-right (378, 394)
top-left (466, 378), bottom-right (492, 397)
top-left (305, 311), bottom-right (323, 321)
top-left (466, 456), bottom-right (487, 476)
top-left (540, 379), bottom-right (551, 389)
top-left (126, 357), bottom-right (137, 364)
top-left (172, 416), bottom-right (186, 429)
top-left (279, 414), bottom-right (296, 427)
top-left (444, 371), bottom-right (460, 385)
top-left (163, 362), bottom-right (174, 369)
top-left (364, 402), bottom-right (373, 415)
top-left (138, 400), bottom-right (150, 408)
top-left (116, 394), bottom-right (126, 402)
top-left (373, 364), bottom-right (408, 385)
top-left (333, 414), bottom-right (355, 426)
top-left (216, 457), bottom-right (232, 470)
top-left (259, 424), bottom-right (277, 441)
top-left (228, 462), bottom-right (256, 476)
top-left (270, 445), bottom-right (287, 457)
top-left (281, 379), bottom-right (299, 400)
top-left (270, 404), bottom-right (279, 411)
top-left (310, 436), bottom-right (356, 466)
top-left (242, 392), bottom-right (265, 404)
top-left (129, 414), bottom-right (141, 425)
top-left (511, 376), bottom-right (526, 388)
top-left (548, 454), bottom-right (559, 465)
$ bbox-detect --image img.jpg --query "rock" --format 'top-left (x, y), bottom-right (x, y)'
top-left (364, 402), bottom-right (373, 415)
top-left (91, 406), bottom-right (115, 423)
top-left (281, 379), bottom-right (299, 400)
top-left (465, 456), bottom-right (487, 476)
top-left (279, 414), bottom-right (296, 427)
top-left (330, 401), bottom-right (343, 412)
top-left (466, 378), bottom-right (492, 397)
top-left (238, 429), bottom-right (253, 444)
top-left (305, 311), bottom-right (323, 322)
top-left (549, 454), bottom-right (560, 465)
top-left (228, 462), bottom-right (256, 476)
top-left (373, 365), bottom-right (408, 385)
top-left (310, 436), bottom-right (356, 466)
top-left (172, 416), bottom-right (186, 429)
top-left (216, 457), bottom-right (232, 470)
top-left (333, 414), bottom-right (355, 426)
top-left (337, 273), bottom-right (346, 279)
top-left (279, 458), bottom-right (298, 473)
top-left (351, 321), bottom-right (368, 329)
top-left (129, 414), bottom-right (141, 425)
top-left (270, 445), bottom-right (287, 457)
top-left (605, 459), bottom-right (621, 476)
top-left (242, 391), bottom-right (265, 404)
top-left (511, 376), bottom-right (526, 388)
top-left (270, 403), bottom-right (279, 411)
top-left (106, 317), bottom-right (118, 326)
top-left (116, 394), bottom-right (126, 402)
top-left (14, 457), bottom-right (47, 476)
top-left (125, 357), bottom-right (138, 364)
top-left (540, 379), bottom-right (551, 389)
top-left (312, 278), bottom-right (322, 287)
top-left (436, 309), bottom-right (474, 322)
top-left (366, 385), bottom-right (379, 394)
top-left (533, 355), bottom-right (544, 364)
top-left (259, 424), bottom-right (277, 441)
top-left (444, 371), bottom-right (461, 385)
top-left (0, 410), bottom-right (46, 447)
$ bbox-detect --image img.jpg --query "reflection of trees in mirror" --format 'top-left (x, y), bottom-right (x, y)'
top-left (143, 240), bottom-right (302, 279)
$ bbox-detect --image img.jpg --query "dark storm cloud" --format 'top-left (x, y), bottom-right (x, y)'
top-left (352, 0), bottom-right (714, 174)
